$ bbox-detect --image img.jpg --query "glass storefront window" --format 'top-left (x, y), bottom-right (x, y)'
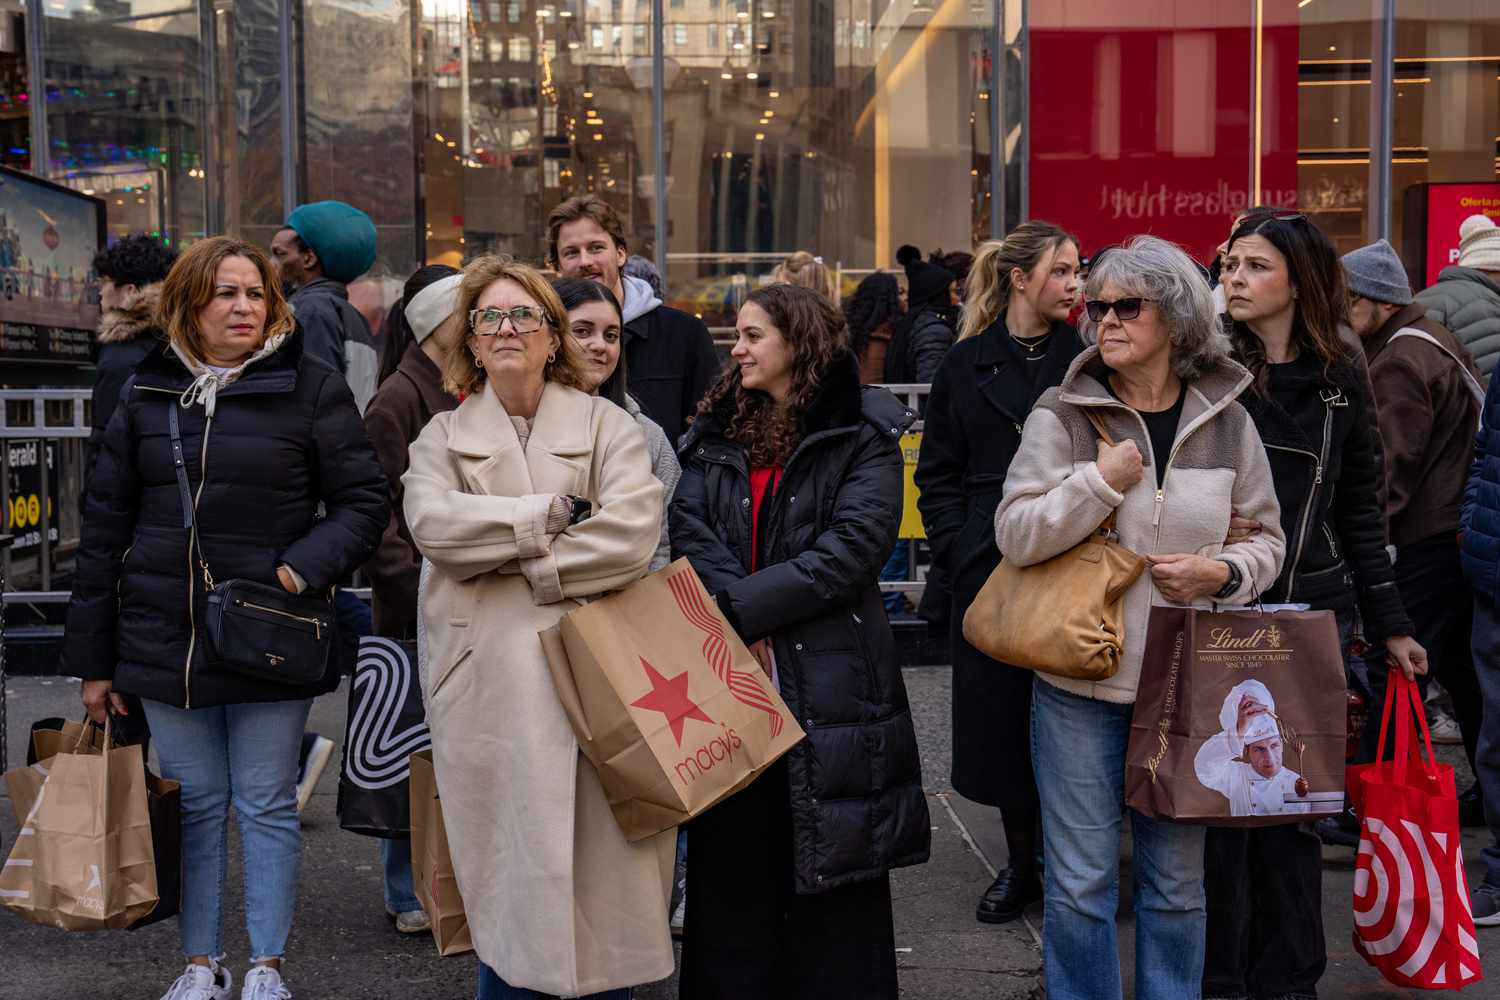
top-left (1392, 2), bottom-right (1500, 289)
top-left (1289, 0), bottom-right (1379, 255)
top-left (37, 0), bottom-right (208, 246)
top-left (662, 0), bottom-right (995, 327)
top-left (419, 0), bottom-right (658, 272)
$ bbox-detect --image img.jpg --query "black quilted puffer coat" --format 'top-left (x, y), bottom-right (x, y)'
top-left (63, 331), bottom-right (388, 708)
top-left (670, 352), bottom-right (931, 894)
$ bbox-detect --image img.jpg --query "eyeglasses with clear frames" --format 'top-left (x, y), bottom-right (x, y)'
top-left (469, 305), bottom-right (548, 336)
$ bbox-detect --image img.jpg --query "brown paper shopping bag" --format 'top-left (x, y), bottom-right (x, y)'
top-left (540, 558), bottom-right (805, 842)
top-left (408, 750), bottom-right (472, 957)
top-left (0, 719), bottom-right (160, 929)
top-left (1124, 605), bottom-right (1347, 826)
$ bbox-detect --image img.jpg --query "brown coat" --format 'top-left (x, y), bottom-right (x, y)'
top-left (362, 343), bottom-right (457, 637)
top-left (403, 382), bottom-right (673, 995)
top-left (1361, 304), bottom-right (1482, 548)
top-left (859, 321), bottom-right (895, 384)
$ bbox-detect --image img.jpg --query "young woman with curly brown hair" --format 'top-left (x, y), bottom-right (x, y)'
top-left (670, 283), bottom-right (931, 999)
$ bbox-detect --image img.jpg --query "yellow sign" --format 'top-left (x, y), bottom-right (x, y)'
top-left (898, 431), bottom-right (925, 540)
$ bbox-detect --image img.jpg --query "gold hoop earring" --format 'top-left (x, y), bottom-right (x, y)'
top-left (547, 351), bottom-right (557, 364)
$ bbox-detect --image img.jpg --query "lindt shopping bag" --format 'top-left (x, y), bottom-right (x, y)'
top-left (1347, 672), bottom-right (1483, 990)
top-left (339, 637), bottom-right (432, 837)
top-left (1124, 605), bottom-right (1347, 826)
top-left (408, 750), bottom-right (472, 957)
top-left (540, 559), bottom-right (805, 842)
top-left (0, 719), bottom-right (161, 930)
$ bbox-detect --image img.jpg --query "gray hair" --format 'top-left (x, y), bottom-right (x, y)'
top-left (1082, 235), bottom-right (1229, 379)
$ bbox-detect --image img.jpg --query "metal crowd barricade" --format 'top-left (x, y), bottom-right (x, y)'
top-left (0, 388), bottom-right (91, 772)
top-left (876, 384), bottom-right (929, 600)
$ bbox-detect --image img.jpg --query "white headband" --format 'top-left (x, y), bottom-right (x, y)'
top-left (404, 274), bottom-right (463, 343)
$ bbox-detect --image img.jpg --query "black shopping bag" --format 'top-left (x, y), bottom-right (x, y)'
top-left (337, 637), bottom-right (431, 837)
top-left (130, 768), bottom-right (182, 930)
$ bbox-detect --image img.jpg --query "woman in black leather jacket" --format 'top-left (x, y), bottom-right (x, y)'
top-left (1206, 211), bottom-right (1426, 1000)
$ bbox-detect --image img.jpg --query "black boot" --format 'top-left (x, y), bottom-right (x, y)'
top-left (975, 866), bottom-right (1042, 924)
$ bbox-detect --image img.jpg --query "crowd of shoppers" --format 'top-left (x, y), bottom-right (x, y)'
top-left (62, 191), bottom-right (1500, 1000)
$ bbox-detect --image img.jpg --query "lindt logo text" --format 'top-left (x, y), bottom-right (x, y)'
top-left (1203, 626), bottom-right (1285, 651)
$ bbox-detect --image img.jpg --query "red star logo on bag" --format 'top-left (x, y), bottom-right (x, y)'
top-left (631, 656), bottom-right (713, 746)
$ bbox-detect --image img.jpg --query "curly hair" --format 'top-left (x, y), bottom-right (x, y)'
top-left (93, 234), bottom-right (177, 288)
top-left (697, 283), bottom-right (850, 467)
top-left (843, 271), bottom-right (903, 359)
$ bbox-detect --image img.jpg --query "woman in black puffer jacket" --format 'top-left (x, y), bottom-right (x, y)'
top-left (1207, 211), bottom-right (1426, 1000)
top-left (65, 237), bottom-right (387, 1000)
top-left (671, 283), bottom-right (930, 1000)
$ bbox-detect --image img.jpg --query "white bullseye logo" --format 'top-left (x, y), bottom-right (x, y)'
top-left (1353, 817), bottom-right (1481, 987)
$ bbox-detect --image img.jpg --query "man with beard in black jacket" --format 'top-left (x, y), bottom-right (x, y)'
top-left (547, 194), bottom-right (720, 437)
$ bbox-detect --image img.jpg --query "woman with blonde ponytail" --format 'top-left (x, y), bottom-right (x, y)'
top-left (913, 220), bottom-right (1083, 924)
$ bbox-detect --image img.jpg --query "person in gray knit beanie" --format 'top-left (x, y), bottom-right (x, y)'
top-left (1341, 239), bottom-right (1412, 306)
top-left (1342, 239), bottom-right (1486, 856)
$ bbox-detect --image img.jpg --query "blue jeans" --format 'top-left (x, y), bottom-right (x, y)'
top-left (1471, 598), bottom-right (1500, 887)
top-left (879, 542), bottom-right (909, 615)
top-left (1031, 678), bottom-right (1206, 1000)
top-left (475, 965), bottom-right (630, 1000)
top-left (381, 836), bottom-right (421, 912)
top-left (142, 697), bottom-right (313, 961)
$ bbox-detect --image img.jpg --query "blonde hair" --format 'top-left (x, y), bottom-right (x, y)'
top-left (770, 251), bottom-right (838, 304)
top-left (959, 222), bottom-right (1078, 341)
top-left (157, 237), bottom-right (295, 363)
top-left (442, 255), bottom-right (592, 397)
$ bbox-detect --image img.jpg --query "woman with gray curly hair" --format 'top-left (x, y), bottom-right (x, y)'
top-left (994, 235), bottom-right (1286, 1000)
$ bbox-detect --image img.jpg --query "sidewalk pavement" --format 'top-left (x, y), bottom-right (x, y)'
top-left (2, 669), bottom-right (1490, 999)
top-left (0, 669), bottom-right (1042, 1000)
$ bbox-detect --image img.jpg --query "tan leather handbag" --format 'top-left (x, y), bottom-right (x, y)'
top-left (961, 410), bottom-right (1147, 681)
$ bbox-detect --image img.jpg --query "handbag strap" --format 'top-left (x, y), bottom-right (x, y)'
top-left (1083, 408), bottom-right (1122, 533)
top-left (167, 402), bottom-right (214, 590)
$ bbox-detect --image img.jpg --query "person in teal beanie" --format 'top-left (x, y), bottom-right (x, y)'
top-left (270, 201), bottom-right (383, 822)
top-left (270, 200), bottom-right (379, 414)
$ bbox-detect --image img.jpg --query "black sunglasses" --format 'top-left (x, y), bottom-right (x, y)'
top-left (1085, 297), bottom-right (1155, 322)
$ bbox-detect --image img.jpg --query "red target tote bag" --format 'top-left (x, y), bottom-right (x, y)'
top-left (1348, 671), bottom-right (1483, 990)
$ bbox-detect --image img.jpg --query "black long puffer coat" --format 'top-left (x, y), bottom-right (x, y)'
top-left (670, 353), bottom-right (931, 895)
top-left (63, 331), bottom-right (389, 708)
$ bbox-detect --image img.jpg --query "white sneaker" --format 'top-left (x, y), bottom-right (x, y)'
top-left (386, 905), bottom-right (431, 934)
top-left (160, 963), bottom-right (233, 1000)
top-left (240, 966), bottom-right (292, 1000)
top-left (295, 734), bottom-right (335, 813)
top-left (1428, 711), bottom-right (1463, 745)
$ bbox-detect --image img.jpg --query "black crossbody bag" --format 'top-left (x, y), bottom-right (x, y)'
top-left (169, 402), bottom-right (334, 686)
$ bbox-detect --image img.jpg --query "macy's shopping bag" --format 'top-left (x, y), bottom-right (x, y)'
top-left (338, 637), bottom-right (432, 837)
top-left (1125, 604), bottom-right (1347, 826)
top-left (7, 717), bottom-right (182, 931)
top-left (1347, 671), bottom-right (1483, 990)
top-left (540, 558), bottom-right (805, 842)
top-left (0, 718), bottom-right (162, 930)
top-left (408, 750), bottom-right (472, 957)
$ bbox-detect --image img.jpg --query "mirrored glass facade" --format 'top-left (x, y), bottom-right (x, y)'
top-left (3, 0), bottom-right (1496, 301)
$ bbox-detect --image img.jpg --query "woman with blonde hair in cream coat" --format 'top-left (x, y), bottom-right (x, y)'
top-left (403, 255), bottom-right (669, 1000)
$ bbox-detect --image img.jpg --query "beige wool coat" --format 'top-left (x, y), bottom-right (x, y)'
top-left (403, 381), bottom-right (674, 996)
